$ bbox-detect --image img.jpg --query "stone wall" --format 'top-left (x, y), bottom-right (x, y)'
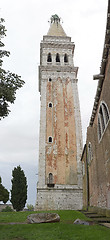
top-left (46, 77), bottom-right (77, 185)
top-left (36, 32), bottom-right (83, 210)
top-left (82, 53), bottom-right (110, 210)
top-left (37, 80), bottom-right (47, 188)
top-left (36, 186), bottom-right (83, 210)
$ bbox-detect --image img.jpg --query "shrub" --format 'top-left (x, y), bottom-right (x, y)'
top-left (1, 206), bottom-right (14, 212)
top-left (27, 204), bottom-right (34, 211)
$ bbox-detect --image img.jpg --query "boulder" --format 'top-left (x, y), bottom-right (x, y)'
top-left (74, 218), bottom-right (90, 225)
top-left (27, 212), bottom-right (60, 224)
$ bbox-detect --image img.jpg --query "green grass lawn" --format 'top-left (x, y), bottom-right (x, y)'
top-left (0, 210), bottom-right (110, 240)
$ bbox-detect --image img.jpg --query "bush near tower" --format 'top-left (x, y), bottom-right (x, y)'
top-left (11, 165), bottom-right (27, 211)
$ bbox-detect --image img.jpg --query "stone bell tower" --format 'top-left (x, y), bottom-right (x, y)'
top-left (35, 14), bottom-right (83, 210)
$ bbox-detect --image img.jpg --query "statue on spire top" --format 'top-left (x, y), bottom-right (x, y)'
top-left (50, 14), bottom-right (61, 24)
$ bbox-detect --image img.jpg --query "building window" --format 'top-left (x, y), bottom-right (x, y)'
top-left (64, 53), bottom-right (68, 63)
top-left (56, 53), bottom-right (60, 62)
top-left (48, 102), bottom-right (53, 108)
top-left (47, 173), bottom-right (55, 187)
top-left (48, 136), bottom-right (53, 143)
top-left (98, 101), bottom-right (110, 141)
top-left (102, 102), bottom-right (109, 124)
top-left (48, 78), bottom-right (52, 82)
top-left (88, 142), bottom-right (93, 164)
top-left (49, 173), bottom-right (53, 184)
top-left (47, 53), bottom-right (52, 62)
top-left (99, 106), bottom-right (105, 132)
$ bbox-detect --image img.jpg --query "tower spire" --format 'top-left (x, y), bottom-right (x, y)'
top-left (47, 14), bottom-right (66, 37)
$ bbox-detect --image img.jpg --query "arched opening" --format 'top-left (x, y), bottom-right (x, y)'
top-left (48, 102), bottom-right (53, 108)
top-left (48, 136), bottom-right (53, 143)
top-left (98, 101), bottom-right (110, 141)
top-left (64, 54), bottom-right (68, 63)
top-left (56, 53), bottom-right (60, 62)
top-left (99, 106), bottom-right (105, 132)
top-left (102, 102), bottom-right (109, 124)
top-left (47, 173), bottom-right (55, 187)
top-left (47, 53), bottom-right (52, 62)
top-left (48, 78), bottom-right (52, 82)
top-left (49, 173), bottom-right (53, 184)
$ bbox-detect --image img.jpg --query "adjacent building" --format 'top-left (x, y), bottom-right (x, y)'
top-left (81, 1), bottom-right (110, 215)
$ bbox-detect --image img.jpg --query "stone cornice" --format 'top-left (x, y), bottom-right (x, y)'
top-left (39, 65), bottom-right (78, 73)
top-left (37, 187), bottom-right (83, 191)
top-left (43, 35), bottom-right (71, 42)
top-left (40, 42), bottom-right (75, 50)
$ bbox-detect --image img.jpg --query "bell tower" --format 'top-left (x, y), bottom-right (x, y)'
top-left (35, 15), bottom-right (83, 210)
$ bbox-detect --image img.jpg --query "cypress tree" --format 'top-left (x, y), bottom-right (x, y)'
top-left (0, 176), bottom-right (9, 203)
top-left (11, 165), bottom-right (27, 211)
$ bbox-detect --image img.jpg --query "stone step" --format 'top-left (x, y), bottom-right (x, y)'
top-left (100, 223), bottom-right (110, 228)
top-left (83, 212), bottom-right (99, 215)
top-left (88, 218), bottom-right (110, 223)
top-left (81, 211), bottom-right (97, 215)
top-left (81, 211), bottom-right (110, 224)
top-left (85, 214), bottom-right (106, 218)
top-left (84, 212), bottom-right (97, 214)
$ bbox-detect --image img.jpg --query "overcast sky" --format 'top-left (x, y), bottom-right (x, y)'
top-left (0, 0), bottom-right (108, 206)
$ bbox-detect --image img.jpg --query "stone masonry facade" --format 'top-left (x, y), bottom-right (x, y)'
top-left (81, 2), bottom-right (110, 214)
top-left (35, 17), bottom-right (83, 210)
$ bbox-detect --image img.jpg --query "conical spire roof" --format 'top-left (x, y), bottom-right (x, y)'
top-left (47, 14), bottom-right (67, 37)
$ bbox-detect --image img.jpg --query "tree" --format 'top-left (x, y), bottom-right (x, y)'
top-left (11, 165), bottom-right (27, 211)
top-left (0, 176), bottom-right (9, 203)
top-left (2, 187), bottom-right (9, 204)
top-left (0, 18), bottom-right (25, 119)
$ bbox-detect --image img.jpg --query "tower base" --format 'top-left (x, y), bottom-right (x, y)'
top-left (35, 185), bottom-right (83, 210)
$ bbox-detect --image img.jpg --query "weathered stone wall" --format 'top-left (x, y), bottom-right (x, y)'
top-left (37, 80), bottom-right (47, 188)
top-left (36, 186), bottom-right (83, 210)
top-left (83, 53), bottom-right (110, 210)
top-left (72, 79), bottom-right (83, 188)
top-left (46, 77), bottom-right (77, 185)
top-left (81, 147), bottom-right (88, 209)
top-left (36, 32), bottom-right (83, 210)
